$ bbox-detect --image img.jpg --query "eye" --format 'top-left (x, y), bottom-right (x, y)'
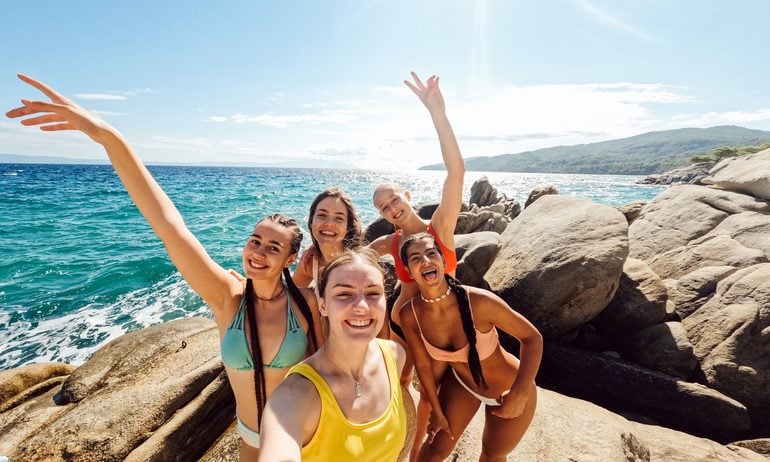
top-left (366, 290), bottom-right (384, 298)
top-left (334, 217), bottom-right (345, 223)
top-left (335, 291), bottom-right (352, 299)
top-left (269, 245), bottom-right (280, 253)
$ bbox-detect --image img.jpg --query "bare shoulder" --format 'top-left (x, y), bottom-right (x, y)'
top-left (466, 286), bottom-right (509, 317)
top-left (380, 339), bottom-right (407, 376)
top-left (368, 233), bottom-right (394, 256)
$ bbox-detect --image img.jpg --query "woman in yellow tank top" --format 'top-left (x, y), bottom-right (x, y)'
top-left (259, 249), bottom-right (410, 461)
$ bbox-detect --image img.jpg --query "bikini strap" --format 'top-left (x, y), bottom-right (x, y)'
top-left (285, 286), bottom-right (301, 331)
top-left (228, 295), bottom-right (247, 329)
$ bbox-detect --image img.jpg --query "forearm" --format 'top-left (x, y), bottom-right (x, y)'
top-left (430, 112), bottom-right (464, 178)
top-left (510, 336), bottom-right (543, 393)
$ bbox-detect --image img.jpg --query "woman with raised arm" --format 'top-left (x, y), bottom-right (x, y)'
top-left (259, 249), bottom-right (409, 461)
top-left (368, 71), bottom-right (465, 459)
top-left (7, 74), bottom-right (324, 460)
top-left (399, 232), bottom-right (542, 462)
top-left (293, 187), bottom-right (363, 293)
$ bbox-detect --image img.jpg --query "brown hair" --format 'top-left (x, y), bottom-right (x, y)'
top-left (308, 187), bottom-right (362, 254)
top-left (317, 247), bottom-right (386, 298)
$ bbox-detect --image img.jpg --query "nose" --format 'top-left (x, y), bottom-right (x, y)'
top-left (352, 293), bottom-right (369, 312)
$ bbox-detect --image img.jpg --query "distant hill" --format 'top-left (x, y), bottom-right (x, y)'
top-left (419, 126), bottom-right (770, 175)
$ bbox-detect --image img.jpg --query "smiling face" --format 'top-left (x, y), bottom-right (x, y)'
top-left (311, 197), bottom-right (349, 249)
top-left (402, 235), bottom-right (446, 289)
top-left (319, 255), bottom-right (386, 343)
top-left (241, 220), bottom-right (297, 281)
top-left (373, 184), bottom-right (412, 226)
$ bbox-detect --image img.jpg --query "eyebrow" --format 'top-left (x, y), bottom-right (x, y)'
top-left (250, 234), bottom-right (286, 247)
top-left (317, 208), bottom-right (346, 217)
top-left (332, 282), bottom-right (382, 289)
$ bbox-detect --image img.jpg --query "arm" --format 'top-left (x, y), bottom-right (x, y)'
top-left (292, 248), bottom-right (314, 288)
top-left (7, 75), bottom-right (237, 310)
top-left (404, 72), bottom-right (465, 239)
top-left (300, 287), bottom-right (326, 348)
top-left (472, 289), bottom-right (543, 419)
top-left (259, 375), bottom-right (321, 461)
top-left (400, 304), bottom-right (453, 440)
top-left (367, 233), bottom-right (393, 257)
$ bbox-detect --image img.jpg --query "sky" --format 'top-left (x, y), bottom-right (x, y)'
top-left (1, 0), bottom-right (769, 170)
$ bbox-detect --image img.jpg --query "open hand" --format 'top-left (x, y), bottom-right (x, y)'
top-left (427, 408), bottom-right (454, 443)
top-left (404, 71), bottom-right (445, 115)
top-left (6, 74), bottom-right (114, 144)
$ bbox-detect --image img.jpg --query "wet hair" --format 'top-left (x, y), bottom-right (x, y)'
top-left (244, 213), bottom-right (318, 429)
top-left (317, 247), bottom-right (386, 299)
top-left (308, 187), bottom-right (362, 254)
top-left (400, 232), bottom-right (487, 389)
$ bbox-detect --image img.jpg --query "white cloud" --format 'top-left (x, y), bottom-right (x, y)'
top-left (75, 93), bottom-right (127, 101)
top-left (206, 110), bottom-right (358, 128)
top-left (671, 109), bottom-right (770, 127)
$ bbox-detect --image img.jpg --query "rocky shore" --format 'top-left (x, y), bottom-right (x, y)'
top-left (2, 149), bottom-right (769, 461)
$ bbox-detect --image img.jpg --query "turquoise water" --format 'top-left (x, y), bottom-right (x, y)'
top-left (0, 163), bottom-right (664, 370)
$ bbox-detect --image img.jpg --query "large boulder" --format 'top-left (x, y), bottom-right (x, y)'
top-left (0, 362), bottom-right (73, 413)
top-left (628, 185), bottom-right (769, 262)
top-left (451, 388), bottom-right (765, 462)
top-left (637, 162), bottom-right (715, 185)
top-left (524, 185), bottom-right (559, 208)
top-left (485, 195), bottom-right (628, 337)
top-left (9, 317), bottom-right (233, 461)
top-left (0, 386), bottom-right (74, 456)
top-left (454, 231), bottom-right (501, 289)
top-left (590, 258), bottom-right (668, 340)
top-left (699, 211), bottom-right (770, 259)
top-left (538, 343), bottom-right (750, 441)
top-left (683, 263), bottom-right (770, 433)
top-left (621, 321), bottom-right (698, 380)
top-left (703, 148), bottom-right (770, 201)
top-left (616, 200), bottom-right (646, 225)
top-left (664, 265), bottom-right (738, 319)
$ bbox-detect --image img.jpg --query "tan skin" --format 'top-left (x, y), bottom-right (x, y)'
top-left (400, 238), bottom-right (543, 462)
top-left (259, 259), bottom-right (407, 461)
top-left (369, 71), bottom-right (464, 461)
top-left (293, 196), bottom-right (350, 288)
top-left (6, 74), bottom-right (324, 460)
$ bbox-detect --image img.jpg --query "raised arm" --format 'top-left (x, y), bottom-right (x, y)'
top-left (472, 289), bottom-right (543, 419)
top-left (404, 72), bottom-right (465, 238)
top-left (259, 375), bottom-right (320, 461)
top-left (6, 74), bottom-right (237, 310)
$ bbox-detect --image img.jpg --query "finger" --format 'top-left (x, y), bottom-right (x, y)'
top-left (40, 122), bottom-right (76, 131)
top-left (15, 100), bottom-right (67, 116)
top-left (6, 101), bottom-right (60, 119)
top-left (403, 79), bottom-right (421, 96)
top-left (17, 74), bottom-right (70, 104)
top-left (20, 114), bottom-right (66, 126)
top-left (410, 71), bottom-right (425, 90)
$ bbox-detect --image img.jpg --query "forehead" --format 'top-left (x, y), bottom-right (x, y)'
top-left (316, 196), bottom-right (348, 215)
top-left (252, 220), bottom-right (293, 243)
top-left (406, 237), bottom-right (436, 255)
top-left (373, 186), bottom-right (399, 205)
top-left (327, 261), bottom-right (384, 286)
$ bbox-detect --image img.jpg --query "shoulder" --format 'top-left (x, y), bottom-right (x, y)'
top-left (466, 286), bottom-right (510, 321)
top-left (368, 233), bottom-right (395, 256)
top-left (262, 370), bottom-right (322, 451)
top-left (298, 287), bottom-right (319, 308)
top-left (378, 339), bottom-right (406, 376)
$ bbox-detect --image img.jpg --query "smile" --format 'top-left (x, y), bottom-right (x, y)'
top-left (421, 269), bottom-right (438, 282)
top-left (346, 319), bottom-right (373, 327)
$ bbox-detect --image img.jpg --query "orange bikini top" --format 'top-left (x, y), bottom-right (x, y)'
top-left (391, 224), bottom-right (457, 283)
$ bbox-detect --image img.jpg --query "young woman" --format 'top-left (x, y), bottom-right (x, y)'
top-left (399, 232), bottom-right (542, 461)
top-left (6, 74), bottom-right (324, 460)
top-left (259, 249), bottom-right (409, 461)
top-left (293, 187), bottom-right (362, 293)
top-left (369, 71), bottom-right (465, 460)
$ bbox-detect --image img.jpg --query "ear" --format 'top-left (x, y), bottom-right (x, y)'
top-left (404, 191), bottom-right (412, 201)
top-left (318, 299), bottom-right (328, 317)
top-left (285, 254), bottom-right (298, 268)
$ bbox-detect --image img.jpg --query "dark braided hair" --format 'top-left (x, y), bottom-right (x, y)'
top-left (400, 232), bottom-right (487, 389)
top-left (244, 214), bottom-right (319, 429)
top-left (308, 187), bottom-right (363, 254)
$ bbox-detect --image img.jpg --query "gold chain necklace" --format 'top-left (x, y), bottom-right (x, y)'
top-left (322, 346), bottom-right (363, 397)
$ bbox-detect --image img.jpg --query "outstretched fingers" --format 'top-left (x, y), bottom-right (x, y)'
top-left (6, 100), bottom-right (66, 119)
top-left (17, 74), bottom-right (72, 104)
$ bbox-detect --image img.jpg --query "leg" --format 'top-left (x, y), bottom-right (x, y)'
top-left (409, 352), bottom-right (448, 461)
top-left (240, 439), bottom-right (260, 461)
top-left (479, 384), bottom-right (537, 462)
top-left (418, 369), bottom-right (481, 462)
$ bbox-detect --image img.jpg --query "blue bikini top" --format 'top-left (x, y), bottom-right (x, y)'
top-left (220, 289), bottom-right (308, 370)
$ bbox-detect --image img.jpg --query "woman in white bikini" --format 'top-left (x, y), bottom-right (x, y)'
top-left (7, 74), bottom-right (324, 460)
top-left (399, 232), bottom-right (542, 462)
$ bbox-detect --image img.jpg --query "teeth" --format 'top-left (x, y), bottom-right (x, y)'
top-left (319, 231), bottom-right (337, 236)
top-left (348, 319), bottom-right (372, 327)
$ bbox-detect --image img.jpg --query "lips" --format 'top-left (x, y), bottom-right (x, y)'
top-left (421, 269), bottom-right (438, 282)
top-left (346, 319), bottom-right (373, 328)
top-left (248, 259), bottom-right (267, 270)
top-left (318, 230), bottom-right (338, 237)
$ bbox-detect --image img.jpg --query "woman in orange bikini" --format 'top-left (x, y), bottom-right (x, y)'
top-left (368, 71), bottom-right (465, 459)
top-left (399, 232), bottom-right (542, 461)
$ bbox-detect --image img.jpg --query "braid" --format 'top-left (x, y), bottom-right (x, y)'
top-left (244, 278), bottom-right (267, 429)
top-left (283, 268), bottom-right (318, 352)
top-left (447, 274), bottom-right (487, 389)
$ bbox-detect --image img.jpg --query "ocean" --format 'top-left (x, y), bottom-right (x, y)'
top-left (0, 163), bottom-right (664, 370)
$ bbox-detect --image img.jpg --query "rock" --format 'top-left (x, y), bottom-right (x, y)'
top-left (539, 343), bottom-right (750, 441)
top-left (621, 322), bottom-right (698, 380)
top-left (665, 266), bottom-right (738, 319)
top-left (469, 176), bottom-right (505, 206)
top-left (0, 386), bottom-right (74, 456)
top-left (452, 388), bottom-right (765, 462)
top-left (628, 185), bottom-right (769, 262)
top-left (455, 210), bottom-right (509, 234)
top-left (647, 234), bottom-right (767, 280)
top-left (10, 317), bottom-right (230, 461)
top-left (703, 148), bottom-right (770, 201)
top-left (590, 258), bottom-right (668, 340)
top-left (364, 216), bottom-right (396, 244)
top-left (683, 263), bottom-right (770, 433)
top-left (731, 439), bottom-right (770, 457)
top-left (0, 362), bottom-right (74, 413)
top-left (700, 211), bottom-right (770, 259)
top-left (524, 184), bottom-right (559, 208)
top-left (616, 200), bottom-right (647, 225)
top-left (454, 232), bottom-right (501, 289)
top-left (637, 162), bottom-right (715, 185)
top-left (485, 195), bottom-right (628, 337)
top-left (199, 422), bottom-right (240, 462)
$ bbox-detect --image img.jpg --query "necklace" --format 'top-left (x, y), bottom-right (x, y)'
top-left (254, 284), bottom-right (285, 302)
top-left (420, 287), bottom-right (451, 303)
top-left (323, 346), bottom-right (363, 397)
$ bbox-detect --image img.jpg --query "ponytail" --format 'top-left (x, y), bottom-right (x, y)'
top-left (446, 274), bottom-right (487, 389)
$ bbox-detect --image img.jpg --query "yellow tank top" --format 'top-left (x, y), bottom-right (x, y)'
top-left (289, 339), bottom-right (407, 462)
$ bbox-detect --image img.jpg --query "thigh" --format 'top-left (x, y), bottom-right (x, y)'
top-left (426, 369), bottom-right (482, 453)
top-left (481, 384), bottom-right (538, 460)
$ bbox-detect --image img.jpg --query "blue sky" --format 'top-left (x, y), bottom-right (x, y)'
top-left (1, 0), bottom-right (769, 170)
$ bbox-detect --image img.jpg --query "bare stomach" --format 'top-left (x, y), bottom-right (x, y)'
top-left (451, 348), bottom-right (520, 400)
top-left (225, 366), bottom-right (295, 430)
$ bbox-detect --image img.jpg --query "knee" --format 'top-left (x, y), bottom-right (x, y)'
top-left (419, 438), bottom-right (457, 462)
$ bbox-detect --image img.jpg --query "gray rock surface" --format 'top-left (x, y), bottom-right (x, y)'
top-left (524, 185), bottom-right (559, 208)
top-left (485, 195), bottom-right (629, 337)
top-left (621, 321), bottom-right (698, 380)
top-left (703, 148), bottom-right (770, 201)
top-left (616, 200), bottom-right (647, 225)
top-left (665, 265), bottom-right (738, 319)
top-left (454, 231), bottom-right (501, 289)
top-left (637, 162), bottom-right (715, 185)
top-left (0, 362), bottom-right (73, 413)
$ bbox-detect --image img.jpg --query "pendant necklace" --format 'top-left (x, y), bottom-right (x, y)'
top-left (323, 346), bottom-right (363, 397)
top-left (420, 286), bottom-right (451, 303)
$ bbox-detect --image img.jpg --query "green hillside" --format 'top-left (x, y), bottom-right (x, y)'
top-left (419, 126), bottom-right (770, 175)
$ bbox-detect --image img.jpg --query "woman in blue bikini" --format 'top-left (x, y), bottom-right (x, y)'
top-left (7, 74), bottom-right (324, 460)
